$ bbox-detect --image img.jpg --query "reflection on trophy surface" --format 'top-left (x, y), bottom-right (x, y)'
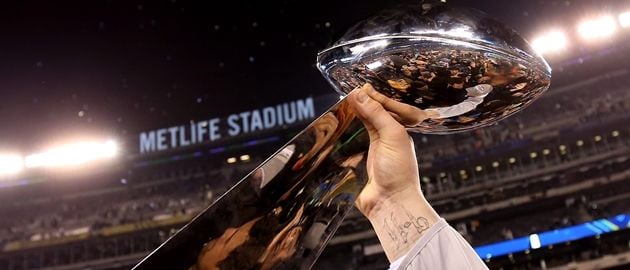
top-left (133, 2), bottom-right (550, 270)
top-left (317, 3), bottom-right (551, 133)
top-left (184, 103), bottom-right (367, 270)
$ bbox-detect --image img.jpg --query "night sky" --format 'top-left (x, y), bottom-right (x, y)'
top-left (0, 0), bottom-right (627, 152)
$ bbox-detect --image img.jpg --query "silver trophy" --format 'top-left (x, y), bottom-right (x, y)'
top-left (133, 2), bottom-right (551, 270)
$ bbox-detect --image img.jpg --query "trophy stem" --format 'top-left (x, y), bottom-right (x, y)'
top-left (133, 97), bottom-right (370, 270)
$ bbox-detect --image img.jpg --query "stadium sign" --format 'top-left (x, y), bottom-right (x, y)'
top-left (139, 97), bottom-right (315, 154)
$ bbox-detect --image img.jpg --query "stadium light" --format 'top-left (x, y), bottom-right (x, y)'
top-left (612, 130), bottom-right (620, 137)
top-left (239, 154), bottom-right (250, 161)
top-left (578, 16), bottom-right (617, 40)
top-left (620, 11), bottom-right (630, 28)
top-left (531, 30), bottom-right (567, 55)
top-left (0, 154), bottom-right (23, 176)
top-left (24, 140), bottom-right (118, 169)
top-left (226, 157), bottom-right (237, 164)
top-left (530, 234), bottom-right (542, 249)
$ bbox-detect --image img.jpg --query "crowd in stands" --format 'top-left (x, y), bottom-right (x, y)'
top-left (463, 165), bottom-right (630, 246)
top-left (416, 70), bottom-right (630, 169)
top-left (314, 119), bottom-right (630, 268)
top-left (335, 156), bottom-right (630, 270)
top-left (2, 64), bottom-right (630, 270)
top-left (1, 73), bottom-right (630, 250)
top-left (0, 163), bottom-right (256, 248)
top-left (420, 124), bottom-right (629, 197)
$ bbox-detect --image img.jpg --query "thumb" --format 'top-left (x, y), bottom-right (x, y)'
top-left (349, 84), bottom-right (408, 143)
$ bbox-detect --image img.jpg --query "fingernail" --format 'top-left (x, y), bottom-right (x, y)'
top-left (356, 90), bottom-right (368, 103)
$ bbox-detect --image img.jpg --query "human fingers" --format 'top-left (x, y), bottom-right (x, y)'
top-left (348, 84), bottom-right (407, 143)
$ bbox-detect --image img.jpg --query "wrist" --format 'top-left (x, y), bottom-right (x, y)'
top-left (357, 186), bottom-right (426, 217)
top-left (362, 189), bottom-right (441, 262)
top-left (365, 189), bottom-right (438, 223)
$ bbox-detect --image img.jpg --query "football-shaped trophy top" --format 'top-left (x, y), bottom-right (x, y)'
top-left (317, 2), bottom-right (552, 134)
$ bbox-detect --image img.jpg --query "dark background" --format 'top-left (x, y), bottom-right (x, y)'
top-left (0, 0), bottom-right (627, 152)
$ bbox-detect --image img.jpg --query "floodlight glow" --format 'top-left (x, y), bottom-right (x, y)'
top-left (620, 12), bottom-right (630, 28)
top-left (25, 140), bottom-right (118, 168)
top-left (531, 30), bottom-right (567, 55)
top-left (578, 16), bottom-right (617, 40)
top-left (0, 154), bottom-right (23, 176)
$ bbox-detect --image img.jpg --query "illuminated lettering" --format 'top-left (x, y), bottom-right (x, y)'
top-left (262, 107), bottom-right (276, 129)
top-left (250, 110), bottom-right (263, 132)
top-left (168, 127), bottom-right (178, 148)
top-left (282, 102), bottom-right (297, 124)
top-left (138, 98), bottom-right (316, 154)
top-left (190, 122), bottom-right (197, 144)
top-left (227, 114), bottom-right (240, 136)
top-left (156, 129), bottom-right (168, 151)
top-left (297, 97), bottom-right (314, 121)
top-left (197, 121), bottom-right (208, 143)
top-left (209, 118), bottom-right (221, 141)
top-left (239, 112), bottom-right (251, 133)
top-left (139, 131), bottom-right (156, 153)
top-left (179, 126), bottom-right (190, 146)
top-left (276, 104), bottom-right (284, 125)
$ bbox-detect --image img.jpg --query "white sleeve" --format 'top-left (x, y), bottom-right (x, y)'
top-left (425, 96), bottom-right (484, 119)
top-left (389, 218), bottom-right (488, 270)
